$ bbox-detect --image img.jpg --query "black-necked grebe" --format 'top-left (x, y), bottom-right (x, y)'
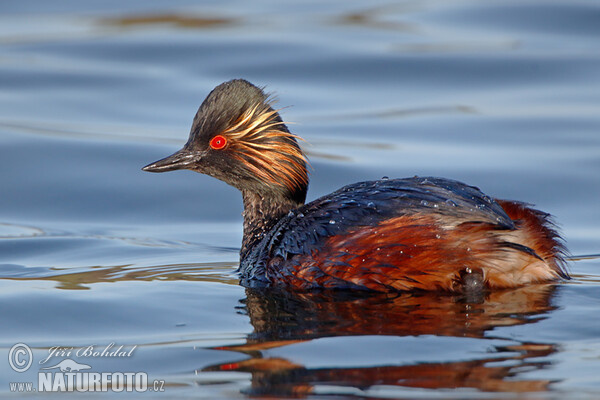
top-left (143, 79), bottom-right (568, 292)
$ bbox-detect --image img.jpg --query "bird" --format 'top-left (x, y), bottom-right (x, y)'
top-left (142, 79), bottom-right (569, 293)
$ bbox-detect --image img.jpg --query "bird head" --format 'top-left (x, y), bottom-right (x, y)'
top-left (143, 79), bottom-right (308, 204)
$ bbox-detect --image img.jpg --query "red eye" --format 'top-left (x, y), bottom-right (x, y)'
top-left (210, 135), bottom-right (227, 150)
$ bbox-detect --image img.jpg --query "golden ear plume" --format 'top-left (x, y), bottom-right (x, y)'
top-left (223, 101), bottom-right (309, 194)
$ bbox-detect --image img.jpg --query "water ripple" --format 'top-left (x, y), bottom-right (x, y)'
top-left (0, 262), bottom-right (238, 290)
top-left (0, 223), bottom-right (44, 239)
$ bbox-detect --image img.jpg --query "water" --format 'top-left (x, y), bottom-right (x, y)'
top-left (1, 0), bottom-right (599, 398)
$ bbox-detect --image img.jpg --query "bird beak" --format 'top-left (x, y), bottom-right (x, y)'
top-left (142, 148), bottom-right (198, 173)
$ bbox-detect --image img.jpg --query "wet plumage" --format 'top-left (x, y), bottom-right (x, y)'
top-left (143, 79), bottom-right (569, 292)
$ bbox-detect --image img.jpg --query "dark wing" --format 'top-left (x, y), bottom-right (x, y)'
top-left (269, 176), bottom-right (513, 257)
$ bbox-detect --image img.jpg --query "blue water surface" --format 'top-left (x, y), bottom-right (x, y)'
top-left (0, 0), bottom-right (599, 398)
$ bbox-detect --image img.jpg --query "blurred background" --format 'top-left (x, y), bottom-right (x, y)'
top-left (0, 0), bottom-right (599, 398)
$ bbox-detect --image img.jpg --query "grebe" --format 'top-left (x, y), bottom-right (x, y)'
top-left (143, 79), bottom-right (568, 292)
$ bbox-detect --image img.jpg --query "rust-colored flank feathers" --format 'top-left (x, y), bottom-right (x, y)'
top-left (271, 209), bottom-right (567, 292)
top-left (143, 79), bottom-right (569, 293)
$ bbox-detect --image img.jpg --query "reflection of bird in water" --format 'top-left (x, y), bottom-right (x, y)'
top-left (204, 285), bottom-right (561, 395)
top-left (144, 79), bottom-right (568, 292)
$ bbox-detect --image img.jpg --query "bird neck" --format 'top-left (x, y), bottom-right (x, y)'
top-left (240, 190), bottom-right (302, 259)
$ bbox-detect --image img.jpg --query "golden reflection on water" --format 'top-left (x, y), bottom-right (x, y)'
top-left (3, 262), bottom-right (238, 290)
top-left (206, 284), bottom-right (561, 396)
top-left (336, 5), bottom-right (417, 32)
top-left (100, 13), bottom-right (236, 30)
